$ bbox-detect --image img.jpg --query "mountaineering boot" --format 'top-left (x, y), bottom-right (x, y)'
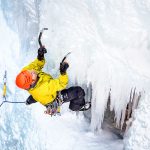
top-left (79, 102), bottom-right (91, 111)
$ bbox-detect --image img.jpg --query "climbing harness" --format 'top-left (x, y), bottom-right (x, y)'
top-left (44, 92), bottom-right (63, 116)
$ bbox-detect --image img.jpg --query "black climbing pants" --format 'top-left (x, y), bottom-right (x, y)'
top-left (61, 86), bottom-right (85, 111)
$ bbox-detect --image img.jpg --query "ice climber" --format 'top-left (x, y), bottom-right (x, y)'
top-left (15, 29), bottom-right (91, 116)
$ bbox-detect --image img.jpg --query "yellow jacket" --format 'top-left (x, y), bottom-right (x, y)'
top-left (22, 58), bottom-right (68, 105)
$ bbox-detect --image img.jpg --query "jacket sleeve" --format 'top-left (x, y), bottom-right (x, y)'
top-left (22, 58), bottom-right (45, 72)
top-left (49, 74), bottom-right (69, 92)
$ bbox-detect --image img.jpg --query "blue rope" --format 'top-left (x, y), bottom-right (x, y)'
top-left (0, 100), bottom-right (25, 107)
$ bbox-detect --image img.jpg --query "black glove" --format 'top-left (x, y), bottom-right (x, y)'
top-left (59, 62), bottom-right (69, 75)
top-left (37, 46), bottom-right (47, 60)
top-left (26, 95), bottom-right (37, 105)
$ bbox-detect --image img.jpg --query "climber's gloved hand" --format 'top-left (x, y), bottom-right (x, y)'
top-left (59, 62), bottom-right (69, 75)
top-left (26, 95), bottom-right (37, 105)
top-left (26, 100), bottom-right (30, 105)
top-left (37, 46), bottom-right (47, 60)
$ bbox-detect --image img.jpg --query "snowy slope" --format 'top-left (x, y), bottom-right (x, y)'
top-left (24, 103), bottom-right (123, 150)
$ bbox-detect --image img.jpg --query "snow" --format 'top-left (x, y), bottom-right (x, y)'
top-left (0, 0), bottom-right (150, 149)
top-left (24, 103), bottom-right (123, 150)
top-left (124, 94), bottom-right (150, 150)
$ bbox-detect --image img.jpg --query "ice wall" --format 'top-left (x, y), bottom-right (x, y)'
top-left (0, 0), bottom-right (150, 149)
top-left (0, 1), bottom-right (39, 149)
top-left (0, 7), bottom-right (26, 149)
top-left (124, 93), bottom-right (150, 149)
top-left (1, 0), bottom-right (40, 53)
top-left (39, 0), bottom-right (150, 131)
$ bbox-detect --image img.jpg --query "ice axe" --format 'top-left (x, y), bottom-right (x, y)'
top-left (38, 28), bottom-right (71, 63)
top-left (38, 28), bottom-right (48, 48)
top-left (61, 52), bottom-right (71, 63)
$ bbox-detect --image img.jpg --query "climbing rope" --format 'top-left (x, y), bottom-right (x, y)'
top-left (0, 70), bottom-right (25, 107)
top-left (0, 101), bottom-right (25, 107)
top-left (2, 70), bottom-right (7, 99)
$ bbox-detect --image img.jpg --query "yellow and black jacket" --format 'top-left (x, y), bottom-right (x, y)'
top-left (22, 58), bottom-right (68, 105)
